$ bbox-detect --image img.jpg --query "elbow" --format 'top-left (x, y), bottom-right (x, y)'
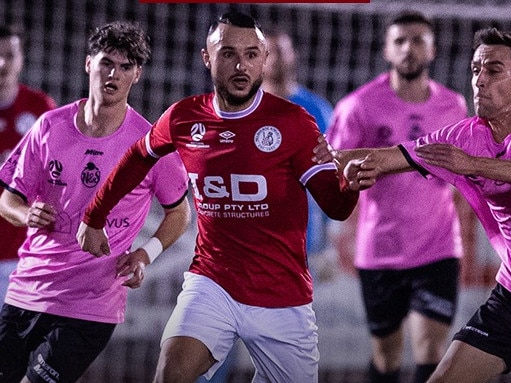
top-left (323, 192), bottom-right (359, 221)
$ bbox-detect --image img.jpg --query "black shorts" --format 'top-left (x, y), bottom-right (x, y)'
top-left (454, 283), bottom-right (511, 373)
top-left (0, 303), bottom-right (116, 383)
top-left (358, 258), bottom-right (459, 337)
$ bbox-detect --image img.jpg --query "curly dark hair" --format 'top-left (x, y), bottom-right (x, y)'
top-left (87, 21), bottom-right (151, 66)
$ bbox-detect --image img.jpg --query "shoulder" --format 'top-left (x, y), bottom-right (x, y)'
top-left (125, 106), bottom-right (151, 134)
top-left (37, 101), bottom-right (78, 127)
top-left (18, 84), bottom-right (56, 107)
top-left (429, 80), bottom-right (467, 105)
top-left (172, 93), bottom-right (211, 112)
top-left (433, 116), bottom-right (481, 143)
top-left (334, 73), bottom-right (389, 110)
top-left (161, 93), bottom-right (213, 123)
top-left (262, 91), bottom-right (305, 114)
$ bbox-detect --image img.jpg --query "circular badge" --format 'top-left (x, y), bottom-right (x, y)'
top-left (254, 126), bottom-right (282, 153)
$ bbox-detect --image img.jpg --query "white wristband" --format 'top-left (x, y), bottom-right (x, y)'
top-left (141, 237), bottom-right (163, 263)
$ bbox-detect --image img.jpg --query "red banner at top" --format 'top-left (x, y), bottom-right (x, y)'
top-left (140, 1), bottom-right (370, 3)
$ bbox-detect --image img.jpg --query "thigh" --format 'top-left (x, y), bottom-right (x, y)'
top-left (429, 340), bottom-right (505, 383)
top-left (242, 304), bottom-right (319, 383)
top-left (358, 268), bottom-right (410, 337)
top-left (160, 273), bottom-right (238, 380)
top-left (26, 315), bottom-right (115, 383)
top-left (453, 283), bottom-right (511, 372)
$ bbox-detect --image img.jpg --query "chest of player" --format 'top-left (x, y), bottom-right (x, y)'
top-left (172, 119), bottom-right (302, 206)
top-left (40, 134), bottom-right (149, 196)
top-left (172, 120), bottom-right (294, 174)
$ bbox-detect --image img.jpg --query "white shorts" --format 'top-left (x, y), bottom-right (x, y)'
top-left (161, 272), bottom-right (319, 382)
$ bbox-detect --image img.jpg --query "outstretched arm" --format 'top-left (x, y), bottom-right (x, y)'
top-left (313, 135), bottom-right (413, 191)
top-left (342, 147), bottom-right (412, 191)
top-left (313, 135), bottom-right (373, 170)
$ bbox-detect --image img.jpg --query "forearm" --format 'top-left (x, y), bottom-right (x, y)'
top-left (152, 196), bottom-right (191, 250)
top-left (338, 146), bottom-right (412, 174)
top-left (471, 156), bottom-right (511, 183)
top-left (0, 190), bottom-right (28, 227)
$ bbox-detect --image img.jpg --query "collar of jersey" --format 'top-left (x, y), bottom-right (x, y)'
top-left (213, 89), bottom-right (263, 119)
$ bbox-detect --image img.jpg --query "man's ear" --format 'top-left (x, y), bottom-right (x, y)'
top-left (85, 55), bottom-right (91, 74)
top-left (201, 48), bottom-right (211, 69)
top-left (133, 66), bottom-right (142, 84)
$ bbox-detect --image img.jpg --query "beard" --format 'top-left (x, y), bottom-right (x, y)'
top-left (396, 62), bottom-right (429, 81)
top-left (214, 76), bottom-right (263, 106)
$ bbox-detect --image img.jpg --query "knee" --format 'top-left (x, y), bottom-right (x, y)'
top-left (153, 362), bottom-right (192, 383)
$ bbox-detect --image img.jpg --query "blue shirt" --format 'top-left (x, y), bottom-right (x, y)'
top-left (289, 86), bottom-right (334, 255)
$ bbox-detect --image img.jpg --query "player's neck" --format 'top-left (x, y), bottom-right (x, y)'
top-left (390, 71), bottom-right (430, 103)
top-left (215, 93), bottom-right (256, 113)
top-left (78, 98), bottom-right (128, 137)
top-left (0, 83), bottom-right (19, 107)
top-left (488, 117), bottom-right (511, 143)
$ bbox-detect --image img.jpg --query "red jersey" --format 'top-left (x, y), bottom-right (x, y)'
top-left (0, 84), bottom-right (56, 261)
top-left (85, 90), bottom-right (358, 307)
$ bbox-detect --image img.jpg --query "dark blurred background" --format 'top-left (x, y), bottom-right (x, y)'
top-left (2, 1), bottom-right (510, 382)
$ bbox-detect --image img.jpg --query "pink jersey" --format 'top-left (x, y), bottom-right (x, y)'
top-left (401, 116), bottom-right (511, 291)
top-left (0, 84), bottom-right (56, 261)
top-left (327, 73), bottom-right (468, 269)
top-left (0, 100), bottom-right (188, 323)
top-left (146, 89), bottom-right (340, 307)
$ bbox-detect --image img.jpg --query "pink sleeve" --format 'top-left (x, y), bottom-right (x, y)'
top-left (151, 151), bottom-right (189, 206)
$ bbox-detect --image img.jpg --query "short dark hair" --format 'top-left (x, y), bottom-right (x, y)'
top-left (207, 11), bottom-right (263, 37)
top-left (473, 27), bottom-right (511, 50)
top-left (87, 21), bottom-right (151, 66)
top-left (385, 10), bottom-right (434, 33)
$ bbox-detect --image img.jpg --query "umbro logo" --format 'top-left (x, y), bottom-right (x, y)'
top-left (219, 130), bottom-right (235, 143)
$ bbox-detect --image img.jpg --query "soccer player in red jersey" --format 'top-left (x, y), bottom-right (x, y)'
top-left (77, 12), bottom-right (358, 383)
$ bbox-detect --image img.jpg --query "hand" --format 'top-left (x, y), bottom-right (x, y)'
top-left (116, 249), bottom-right (150, 289)
top-left (76, 221), bottom-right (111, 257)
top-left (415, 143), bottom-right (474, 175)
top-left (312, 135), bottom-right (337, 166)
top-left (343, 155), bottom-right (380, 191)
top-left (26, 201), bottom-right (56, 228)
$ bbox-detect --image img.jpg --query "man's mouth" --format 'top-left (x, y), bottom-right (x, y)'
top-left (104, 82), bottom-right (118, 91)
top-left (231, 76), bottom-right (249, 87)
